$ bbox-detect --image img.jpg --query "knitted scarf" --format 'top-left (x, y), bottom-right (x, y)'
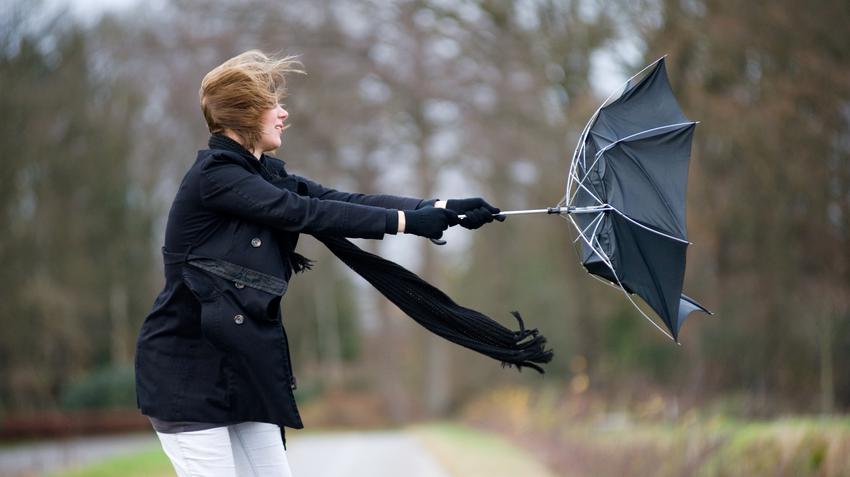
top-left (316, 235), bottom-right (553, 373)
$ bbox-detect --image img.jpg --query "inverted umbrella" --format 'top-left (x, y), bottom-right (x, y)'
top-left (461, 57), bottom-right (711, 341)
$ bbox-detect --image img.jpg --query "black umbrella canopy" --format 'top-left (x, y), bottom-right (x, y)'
top-left (567, 58), bottom-right (711, 341)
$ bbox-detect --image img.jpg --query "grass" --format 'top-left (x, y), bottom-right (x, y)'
top-left (412, 421), bottom-right (555, 477)
top-left (45, 445), bottom-right (173, 477)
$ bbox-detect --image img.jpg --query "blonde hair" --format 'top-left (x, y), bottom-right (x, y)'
top-left (199, 50), bottom-right (304, 151)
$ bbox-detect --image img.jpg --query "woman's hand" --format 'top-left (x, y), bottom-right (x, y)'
top-left (401, 207), bottom-right (460, 239)
top-left (439, 197), bottom-right (506, 229)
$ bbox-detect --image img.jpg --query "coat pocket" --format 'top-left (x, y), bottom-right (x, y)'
top-left (182, 262), bottom-right (286, 354)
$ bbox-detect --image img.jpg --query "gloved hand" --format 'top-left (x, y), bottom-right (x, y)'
top-left (445, 197), bottom-right (506, 229)
top-left (403, 207), bottom-right (460, 239)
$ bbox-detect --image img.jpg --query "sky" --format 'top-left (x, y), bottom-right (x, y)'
top-left (46, 0), bottom-right (140, 24)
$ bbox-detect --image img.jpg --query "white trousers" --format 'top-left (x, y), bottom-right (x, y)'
top-left (155, 421), bottom-right (294, 477)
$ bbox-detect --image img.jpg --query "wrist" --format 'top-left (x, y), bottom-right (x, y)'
top-left (398, 210), bottom-right (406, 234)
top-left (385, 209), bottom-right (400, 234)
top-left (416, 198), bottom-right (438, 209)
top-left (435, 200), bottom-right (447, 209)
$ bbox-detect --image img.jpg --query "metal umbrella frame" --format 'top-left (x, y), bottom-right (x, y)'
top-left (461, 56), bottom-right (711, 341)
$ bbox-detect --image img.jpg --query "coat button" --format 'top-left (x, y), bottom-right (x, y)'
top-left (251, 237), bottom-right (262, 248)
top-left (234, 314), bottom-right (245, 325)
top-left (234, 282), bottom-right (245, 289)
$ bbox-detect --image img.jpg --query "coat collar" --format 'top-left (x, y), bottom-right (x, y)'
top-left (208, 133), bottom-right (265, 161)
top-left (207, 133), bottom-right (286, 177)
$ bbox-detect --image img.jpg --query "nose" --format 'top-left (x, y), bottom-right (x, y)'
top-left (278, 105), bottom-right (289, 121)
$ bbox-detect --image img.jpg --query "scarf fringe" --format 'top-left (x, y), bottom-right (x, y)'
top-left (289, 252), bottom-right (315, 274)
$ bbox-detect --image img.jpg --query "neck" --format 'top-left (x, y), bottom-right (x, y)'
top-left (223, 130), bottom-right (261, 160)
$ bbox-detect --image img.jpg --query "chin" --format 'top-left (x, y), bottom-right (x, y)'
top-left (263, 140), bottom-right (282, 153)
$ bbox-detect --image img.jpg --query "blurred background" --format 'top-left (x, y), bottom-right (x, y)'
top-left (1, 0), bottom-right (849, 475)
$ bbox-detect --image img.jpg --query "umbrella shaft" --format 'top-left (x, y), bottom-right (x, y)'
top-left (457, 206), bottom-right (607, 219)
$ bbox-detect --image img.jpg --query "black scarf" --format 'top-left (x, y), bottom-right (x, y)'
top-left (208, 134), bottom-right (553, 373)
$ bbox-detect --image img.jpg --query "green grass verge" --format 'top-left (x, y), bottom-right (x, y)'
top-left (45, 445), bottom-right (173, 477)
top-left (411, 422), bottom-right (555, 477)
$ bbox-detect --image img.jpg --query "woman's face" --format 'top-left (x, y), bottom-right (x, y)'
top-left (256, 103), bottom-right (289, 153)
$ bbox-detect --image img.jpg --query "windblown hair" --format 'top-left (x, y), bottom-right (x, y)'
top-left (199, 50), bottom-right (304, 152)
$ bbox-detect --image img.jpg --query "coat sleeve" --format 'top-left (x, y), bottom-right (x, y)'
top-left (199, 156), bottom-right (397, 239)
top-left (290, 174), bottom-right (435, 210)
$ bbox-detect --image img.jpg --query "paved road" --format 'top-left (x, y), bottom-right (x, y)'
top-left (0, 432), bottom-right (158, 476)
top-left (287, 431), bottom-right (451, 477)
top-left (0, 430), bottom-right (451, 477)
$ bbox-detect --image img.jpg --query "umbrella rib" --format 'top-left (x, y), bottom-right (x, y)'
top-left (587, 272), bottom-right (624, 290)
top-left (568, 215), bottom-right (614, 271)
top-left (609, 207), bottom-right (691, 245)
top-left (568, 141), bottom-right (610, 207)
top-left (567, 143), bottom-right (588, 201)
top-left (594, 122), bottom-right (697, 159)
top-left (573, 212), bottom-right (605, 244)
top-left (568, 145), bottom-right (605, 205)
top-left (569, 108), bottom-right (608, 199)
top-left (570, 138), bottom-right (602, 204)
top-left (617, 278), bottom-right (676, 341)
top-left (589, 212), bottom-right (605, 245)
top-left (569, 168), bottom-right (606, 207)
top-left (567, 142), bottom-right (587, 201)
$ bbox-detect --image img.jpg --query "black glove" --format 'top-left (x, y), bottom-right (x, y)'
top-left (445, 197), bottom-right (505, 229)
top-left (404, 207), bottom-right (460, 239)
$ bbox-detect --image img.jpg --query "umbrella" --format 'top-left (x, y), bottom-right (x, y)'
top-left (461, 57), bottom-right (712, 342)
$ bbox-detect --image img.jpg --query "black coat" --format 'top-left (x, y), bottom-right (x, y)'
top-left (134, 134), bottom-right (427, 433)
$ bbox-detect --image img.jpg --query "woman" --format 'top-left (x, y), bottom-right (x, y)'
top-left (134, 50), bottom-right (501, 476)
